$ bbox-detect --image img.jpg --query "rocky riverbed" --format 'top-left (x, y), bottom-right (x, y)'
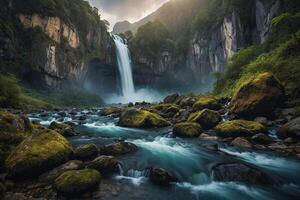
top-left (1, 73), bottom-right (300, 199)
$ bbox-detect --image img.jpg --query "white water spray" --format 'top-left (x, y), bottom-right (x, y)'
top-left (113, 35), bottom-right (135, 98)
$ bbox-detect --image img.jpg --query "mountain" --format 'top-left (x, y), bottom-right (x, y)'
top-left (112, 0), bottom-right (206, 35)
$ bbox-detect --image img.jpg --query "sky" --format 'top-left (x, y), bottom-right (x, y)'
top-left (87, 0), bottom-right (169, 30)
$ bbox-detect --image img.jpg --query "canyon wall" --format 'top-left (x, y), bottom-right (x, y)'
top-left (129, 0), bottom-right (281, 90)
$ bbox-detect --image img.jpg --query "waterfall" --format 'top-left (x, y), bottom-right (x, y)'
top-left (112, 35), bottom-right (135, 98)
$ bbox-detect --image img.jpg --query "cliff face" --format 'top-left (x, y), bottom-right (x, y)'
top-left (0, 0), bottom-right (117, 93)
top-left (18, 14), bottom-right (114, 89)
top-left (186, 0), bottom-right (280, 83)
top-left (130, 0), bottom-right (281, 89)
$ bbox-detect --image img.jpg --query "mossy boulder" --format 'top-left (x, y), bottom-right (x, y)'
top-left (73, 144), bottom-right (98, 161)
top-left (100, 107), bottom-right (124, 117)
top-left (192, 96), bottom-right (221, 111)
top-left (151, 103), bottom-right (180, 117)
top-left (118, 109), bottom-right (170, 128)
top-left (100, 142), bottom-right (138, 156)
top-left (188, 109), bottom-right (222, 129)
top-left (54, 169), bottom-right (101, 194)
top-left (6, 129), bottom-right (73, 178)
top-left (49, 122), bottom-right (76, 137)
top-left (230, 72), bottom-right (284, 118)
top-left (215, 120), bottom-right (266, 138)
top-left (39, 160), bottom-right (84, 183)
top-left (173, 122), bottom-right (202, 137)
top-left (86, 156), bottom-right (119, 175)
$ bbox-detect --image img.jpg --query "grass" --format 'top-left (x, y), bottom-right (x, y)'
top-left (213, 10), bottom-right (300, 99)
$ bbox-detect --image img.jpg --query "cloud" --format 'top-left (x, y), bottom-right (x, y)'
top-left (87, 0), bottom-right (169, 30)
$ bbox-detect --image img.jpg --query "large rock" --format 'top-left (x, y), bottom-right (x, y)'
top-left (278, 117), bottom-right (300, 139)
top-left (73, 144), bottom-right (98, 161)
top-left (150, 168), bottom-right (175, 186)
top-left (86, 156), bottom-right (119, 175)
top-left (163, 93), bottom-right (180, 104)
top-left (230, 72), bottom-right (284, 118)
top-left (188, 109), bottom-right (222, 129)
top-left (54, 169), bottom-right (101, 194)
top-left (192, 96), bottom-right (221, 111)
top-left (251, 133), bottom-right (273, 144)
top-left (151, 104), bottom-right (180, 118)
top-left (100, 107), bottom-right (124, 117)
top-left (118, 109), bottom-right (170, 128)
top-left (49, 122), bottom-right (76, 137)
top-left (215, 120), bottom-right (266, 137)
top-left (39, 160), bottom-right (84, 183)
top-left (231, 137), bottom-right (253, 148)
top-left (173, 122), bottom-right (202, 137)
top-left (6, 129), bottom-right (73, 178)
top-left (100, 142), bottom-right (138, 156)
top-left (212, 163), bottom-right (271, 185)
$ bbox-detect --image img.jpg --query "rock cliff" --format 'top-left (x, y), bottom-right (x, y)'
top-left (128, 0), bottom-right (281, 90)
top-left (0, 0), bottom-right (117, 93)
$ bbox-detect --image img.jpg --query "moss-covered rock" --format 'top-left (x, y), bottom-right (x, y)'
top-left (54, 169), bottom-right (101, 194)
top-left (118, 108), bottom-right (170, 128)
top-left (49, 122), bottom-right (76, 137)
top-left (151, 103), bottom-right (180, 117)
top-left (188, 109), bottom-right (222, 129)
top-left (39, 160), bottom-right (84, 183)
top-left (173, 122), bottom-right (202, 137)
top-left (86, 156), bottom-right (119, 175)
top-left (215, 120), bottom-right (266, 138)
top-left (100, 107), bottom-right (124, 117)
top-left (100, 142), bottom-right (138, 156)
top-left (230, 72), bottom-right (284, 118)
top-left (73, 144), bottom-right (98, 161)
top-left (192, 96), bottom-right (221, 111)
top-left (6, 129), bottom-right (73, 178)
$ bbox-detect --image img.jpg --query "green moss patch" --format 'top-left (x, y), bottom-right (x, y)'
top-left (215, 120), bottom-right (266, 138)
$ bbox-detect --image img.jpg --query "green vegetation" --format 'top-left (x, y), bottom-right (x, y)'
top-left (214, 11), bottom-right (300, 98)
top-left (130, 21), bottom-right (174, 60)
top-left (0, 74), bottom-right (21, 108)
top-left (0, 73), bottom-right (102, 109)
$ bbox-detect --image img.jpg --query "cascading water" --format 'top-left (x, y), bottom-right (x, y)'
top-left (112, 35), bottom-right (135, 99)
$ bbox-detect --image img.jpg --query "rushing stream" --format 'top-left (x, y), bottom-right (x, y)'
top-left (28, 110), bottom-right (300, 200)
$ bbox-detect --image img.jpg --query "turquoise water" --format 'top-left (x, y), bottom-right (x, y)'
top-left (29, 111), bottom-right (300, 200)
